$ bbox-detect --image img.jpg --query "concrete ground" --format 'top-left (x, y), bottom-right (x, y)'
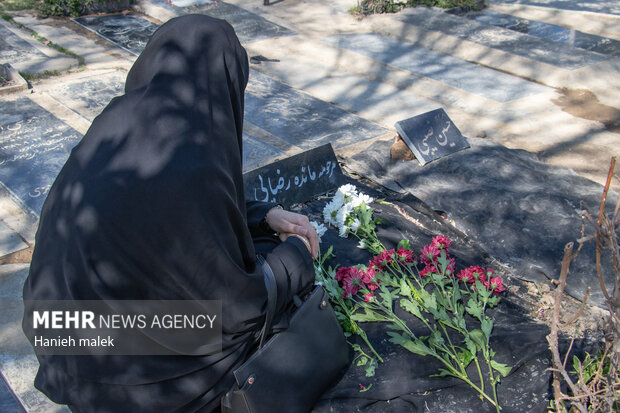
top-left (0, 0), bottom-right (618, 410)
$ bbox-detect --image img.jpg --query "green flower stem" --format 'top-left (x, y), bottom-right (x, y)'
top-left (355, 321), bottom-right (384, 363)
top-left (428, 351), bottom-right (498, 408)
top-left (474, 357), bottom-right (485, 394)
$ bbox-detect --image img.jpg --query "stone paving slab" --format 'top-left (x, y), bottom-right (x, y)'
top-left (182, 1), bottom-right (295, 43)
top-left (392, 7), bottom-right (610, 70)
top-left (41, 70), bottom-right (126, 122)
top-left (489, 2), bottom-right (620, 40)
top-left (242, 132), bottom-right (285, 171)
top-left (0, 98), bottom-right (83, 216)
top-left (453, 9), bottom-right (620, 57)
top-left (12, 15), bottom-right (135, 69)
top-left (0, 372), bottom-right (24, 412)
top-left (0, 220), bottom-right (28, 258)
top-left (245, 70), bottom-right (390, 150)
top-left (491, 0), bottom-right (620, 15)
top-left (73, 13), bottom-right (159, 56)
top-left (0, 20), bottom-right (76, 75)
top-left (246, 50), bottom-right (498, 140)
top-left (324, 33), bottom-right (550, 103)
top-left (0, 264), bottom-right (69, 413)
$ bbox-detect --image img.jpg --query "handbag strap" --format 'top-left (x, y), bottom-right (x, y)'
top-left (256, 255), bottom-right (277, 349)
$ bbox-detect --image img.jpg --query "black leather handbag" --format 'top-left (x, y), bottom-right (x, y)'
top-left (221, 256), bottom-right (349, 413)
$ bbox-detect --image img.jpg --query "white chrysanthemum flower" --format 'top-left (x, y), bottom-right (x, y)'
top-left (349, 218), bottom-right (361, 233)
top-left (357, 239), bottom-right (367, 249)
top-left (310, 221), bottom-right (327, 243)
top-left (338, 184), bottom-right (358, 199)
top-left (352, 193), bottom-right (374, 208)
top-left (338, 224), bottom-right (349, 238)
top-left (322, 200), bottom-right (340, 227)
top-left (330, 190), bottom-right (346, 210)
top-left (335, 203), bottom-right (353, 228)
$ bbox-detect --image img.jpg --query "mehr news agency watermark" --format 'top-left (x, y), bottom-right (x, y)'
top-left (20, 300), bottom-right (222, 356)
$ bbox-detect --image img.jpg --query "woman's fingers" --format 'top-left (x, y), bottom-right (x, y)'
top-left (266, 208), bottom-right (318, 259)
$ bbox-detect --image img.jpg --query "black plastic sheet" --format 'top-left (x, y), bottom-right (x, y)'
top-left (344, 139), bottom-right (618, 309)
top-left (297, 180), bottom-right (586, 413)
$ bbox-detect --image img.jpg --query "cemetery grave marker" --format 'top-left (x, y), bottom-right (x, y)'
top-left (394, 108), bottom-right (469, 166)
top-left (243, 144), bottom-right (345, 208)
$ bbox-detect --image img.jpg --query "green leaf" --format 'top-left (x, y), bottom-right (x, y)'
top-left (430, 368), bottom-right (454, 378)
top-left (464, 336), bottom-right (477, 356)
top-left (487, 295), bottom-right (500, 307)
top-left (351, 310), bottom-right (388, 323)
top-left (490, 360), bottom-right (512, 377)
top-left (365, 358), bottom-right (377, 377)
top-left (572, 355), bottom-right (581, 376)
top-left (475, 281), bottom-right (491, 299)
top-left (422, 292), bottom-right (437, 311)
top-left (400, 299), bottom-right (424, 321)
top-left (379, 289), bottom-right (393, 309)
top-left (481, 318), bottom-right (493, 340)
top-left (429, 330), bottom-right (445, 348)
top-left (399, 278), bottom-right (411, 298)
top-left (469, 329), bottom-right (486, 351)
top-left (437, 252), bottom-right (449, 274)
top-left (356, 356), bottom-right (368, 367)
top-left (402, 340), bottom-right (433, 357)
top-left (465, 298), bottom-right (483, 321)
top-left (435, 307), bottom-right (450, 323)
top-left (387, 332), bottom-right (432, 356)
top-left (457, 350), bottom-right (475, 367)
top-left (397, 239), bottom-right (411, 250)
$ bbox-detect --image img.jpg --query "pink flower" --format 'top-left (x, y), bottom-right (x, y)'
top-left (445, 257), bottom-right (456, 277)
top-left (364, 293), bottom-right (375, 302)
top-left (396, 247), bottom-right (415, 263)
top-left (431, 236), bottom-right (451, 253)
top-left (420, 266), bottom-right (434, 278)
top-left (371, 250), bottom-right (395, 270)
top-left (342, 275), bottom-right (362, 298)
top-left (457, 266), bottom-right (485, 284)
top-left (362, 267), bottom-right (376, 285)
top-left (335, 267), bottom-right (350, 282)
top-left (488, 276), bottom-right (505, 295)
top-left (336, 266), bottom-right (365, 298)
top-left (420, 244), bottom-right (441, 266)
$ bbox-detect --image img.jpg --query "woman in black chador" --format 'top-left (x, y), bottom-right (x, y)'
top-left (22, 14), bottom-right (318, 412)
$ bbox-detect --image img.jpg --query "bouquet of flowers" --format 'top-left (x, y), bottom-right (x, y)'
top-left (315, 185), bottom-right (509, 411)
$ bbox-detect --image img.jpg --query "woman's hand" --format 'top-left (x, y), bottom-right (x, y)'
top-left (265, 207), bottom-right (319, 259)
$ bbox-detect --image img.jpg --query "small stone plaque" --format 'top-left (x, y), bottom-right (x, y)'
top-left (243, 144), bottom-right (345, 207)
top-left (394, 108), bottom-right (469, 166)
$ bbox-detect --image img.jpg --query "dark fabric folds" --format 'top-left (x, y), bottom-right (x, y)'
top-left (22, 14), bottom-right (313, 412)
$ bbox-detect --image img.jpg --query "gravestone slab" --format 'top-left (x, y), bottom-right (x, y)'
top-left (0, 373), bottom-right (23, 413)
top-left (183, 1), bottom-right (295, 43)
top-left (73, 14), bottom-right (159, 56)
top-left (491, 0), bottom-right (619, 15)
top-left (324, 34), bottom-right (549, 103)
top-left (394, 108), bottom-right (469, 166)
top-left (245, 70), bottom-right (389, 149)
top-left (346, 138), bottom-right (618, 308)
top-left (0, 22), bottom-right (48, 69)
top-left (452, 9), bottom-right (620, 57)
top-left (43, 71), bottom-right (125, 122)
top-left (242, 132), bottom-right (285, 172)
top-left (243, 144), bottom-right (345, 207)
top-left (392, 7), bottom-right (608, 70)
top-left (0, 98), bottom-right (83, 216)
top-left (0, 220), bottom-right (28, 258)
